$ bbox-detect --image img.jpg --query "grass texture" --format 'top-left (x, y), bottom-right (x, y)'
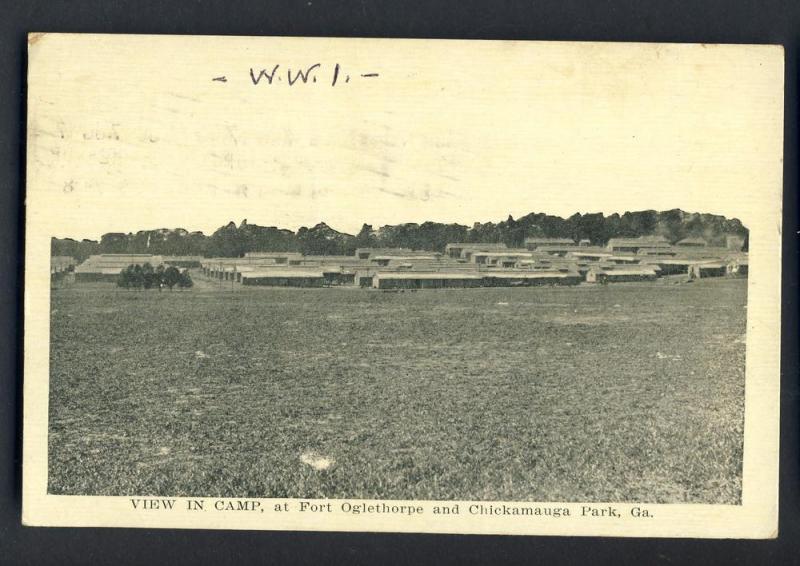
top-left (48, 276), bottom-right (747, 503)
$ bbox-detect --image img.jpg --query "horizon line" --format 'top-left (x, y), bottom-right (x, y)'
top-left (49, 208), bottom-right (749, 242)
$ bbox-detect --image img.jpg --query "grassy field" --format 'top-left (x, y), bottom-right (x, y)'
top-left (48, 275), bottom-right (747, 503)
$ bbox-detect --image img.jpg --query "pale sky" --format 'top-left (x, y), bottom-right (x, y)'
top-left (27, 35), bottom-right (783, 240)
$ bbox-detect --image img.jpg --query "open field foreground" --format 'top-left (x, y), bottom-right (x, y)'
top-left (48, 277), bottom-right (746, 503)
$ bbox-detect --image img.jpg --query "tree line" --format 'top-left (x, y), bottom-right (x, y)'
top-left (52, 209), bottom-right (749, 261)
top-left (117, 264), bottom-right (193, 290)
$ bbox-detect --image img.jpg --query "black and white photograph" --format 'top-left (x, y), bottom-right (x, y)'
top-left (48, 217), bottom-right (751, 504)
top-left (22, 34), bottom-right (783, 537)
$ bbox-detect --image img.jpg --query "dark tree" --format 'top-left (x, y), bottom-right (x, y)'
top-left (208, 221), bottom-right (248, 258)
top-left (130, 264), bottom-right (144, 289)
top-left (354, 224), bottom-right (377, 249)
top-left (99, 232), bottom-right (129, 254)
top-left (141, 263), bottom-right (156, 289)
top-left (155, 265), bottom-right (165, 291)
top-left (178, 270), bottom-right (193, 290)
top-left (117, 265), bottom-right (132, 288)
top-left (163, 266), bottom-right (181, 290)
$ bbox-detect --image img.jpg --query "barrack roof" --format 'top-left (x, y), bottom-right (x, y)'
top-left (376, 272), bottom-right (481, 280)
top-left (593, 267), bottom-right (658, 276)
top-left (372, 255), bottom-right (441, 261)
top-left (470, 252), bottom-right (534, 257)
top-left (607, 236), bottom-right (671, 247)
top-left (524, 237), bottom-right (576, 244)
top-left (567, 249), bottom-right (613, 256)
top-left (243, 270), bottom-right (326, 278)
top-left (483, 271), bottom-right (577, 279)
top-left (445, 242), bottom-right (507, 248)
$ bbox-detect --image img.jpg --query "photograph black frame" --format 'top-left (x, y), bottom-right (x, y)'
top-left (1, 1), bottom-right (797, 564)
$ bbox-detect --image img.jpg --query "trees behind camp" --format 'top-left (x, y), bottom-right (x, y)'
top-left (117, 263), bottom-right (193, 290)
top-left (53, 210), bottom-right (750, 259)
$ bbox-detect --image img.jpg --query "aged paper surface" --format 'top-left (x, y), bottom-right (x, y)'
top-left (24, 34), bottom-right (782, 537)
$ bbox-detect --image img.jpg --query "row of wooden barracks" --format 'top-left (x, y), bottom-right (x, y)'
top-left (61, 235), bottom-right (748, 289)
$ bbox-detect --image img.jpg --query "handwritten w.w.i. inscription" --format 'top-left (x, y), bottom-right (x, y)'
top-left (211, 63), bottom-right (379, 86)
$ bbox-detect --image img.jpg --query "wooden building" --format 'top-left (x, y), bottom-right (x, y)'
top-left (481, 271), bottom-right (582, 287)
top-left (50, 256), bottom-right (76, 274)
top-left (442, 243), bottom-right (508, 261)
top-left (74, 254), bottom-right (164, 283)
top-left (565, 249), bottom-right (613, 262)
top-left (163, 256), bottom-right (204, 268)
top-left (355, 248), bottom-right (439, 261)
top-left (241, 270), bottom-right (327, 287)
top-left (641, 258), bottom-right (694, 275)
top-left (469, 251), bottom-right (534, 267)
top-left (606, 236), bottom-right (671, 254)
top-left (675, 237), bottom-right (707, 248)
top-left (688, 262), bottom-right (727, 279)
top-left (586, 266), bottom-right (658, 283)
top-left (372, 272), bottom-right (482, 289)
top-left (727, 257), bottom-right (749, 276)
top-left (524, 237), bottom-right (576, 251)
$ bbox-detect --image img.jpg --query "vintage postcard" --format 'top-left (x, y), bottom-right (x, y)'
top-left (23, 34), bottom-right (783, 537)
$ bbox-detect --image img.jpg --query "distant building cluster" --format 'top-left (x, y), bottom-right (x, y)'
top-left (50, 256), bottom-right (77, 274)
top-left (54, 234), bottom-right (747, 290)
top-left (67, 254), bottom-right (202, 283)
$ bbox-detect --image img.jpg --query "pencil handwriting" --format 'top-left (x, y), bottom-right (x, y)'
top-left (210, 64), bottom-right (379, 86)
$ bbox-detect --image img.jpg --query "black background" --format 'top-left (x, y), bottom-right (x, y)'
top-left (1, 1), bottom-right (797, 564)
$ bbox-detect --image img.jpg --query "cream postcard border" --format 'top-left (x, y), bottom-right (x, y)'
top-left (22, 34), bottom-right (783, 537)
